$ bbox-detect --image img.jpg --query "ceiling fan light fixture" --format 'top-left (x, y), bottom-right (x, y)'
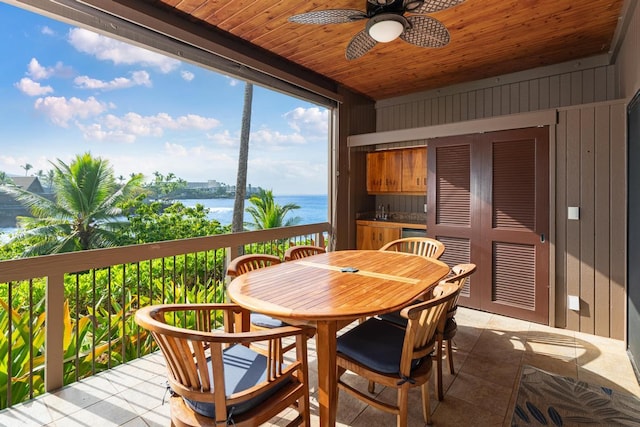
top-left (367, 14), bottom-right (407, 42)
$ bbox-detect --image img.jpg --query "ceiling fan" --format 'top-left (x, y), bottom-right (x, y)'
top-left (289, 0), bottom-right (464, 60)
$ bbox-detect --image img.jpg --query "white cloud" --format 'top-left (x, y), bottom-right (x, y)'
top-left (181, 70), bottom-right (195, 82)
top-left (78, 123), bottom-right (136, 143)
top-left (15, 78), bottom-right (54, 96)
top-left (207, 130), bottom-right (236, 147)
top-left (76, 112), bottom-right (221, 142)
top-left (284, 107), bottom-right (328, 136)
top-left (225, 76), bottom-right (240, 87)
top-left (74, 70), bottom-right (152, 91)
top-left (41, 26), bottom-right (55, 36)
top-left (251, 128), bottom-right (305, 148)
top-left (164, 142), bottom-right (189, 157)
top-left (67, 28), bottom-right (180, 73)
top-left (33, 96), bottom-right (109, 127)
top-left (26, 58), bottom-right (72, 80)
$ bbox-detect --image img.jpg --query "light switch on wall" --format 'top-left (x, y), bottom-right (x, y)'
top-left (568, 206), bottom-right (580, 220)
top-left (568, 295), bottom-right (580, 311)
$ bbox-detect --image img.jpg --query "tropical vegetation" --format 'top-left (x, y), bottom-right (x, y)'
top-left (0, 151), bottom-right (308, 410)
top-left (245, 188), bottom-right (301, 230)
top-left (0, 153), bottom-right (143, 256)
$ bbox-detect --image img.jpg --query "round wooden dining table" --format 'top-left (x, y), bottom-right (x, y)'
top-left (226, 249), bottom-right (450, 427)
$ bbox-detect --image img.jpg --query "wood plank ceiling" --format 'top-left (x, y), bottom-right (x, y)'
top-left (146, 0), bottom-right (624, 101)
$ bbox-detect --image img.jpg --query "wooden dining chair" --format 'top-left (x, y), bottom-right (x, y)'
top-left (336, 283), bottom-right (457, 426)
top-left (379, 237), bottom-right (445, 259)
top-left (135, 303), bottom-right (312, 427)
top-left (226, 253), bottom-right (315, 353)
top-left (376, 263), bottom-right (477, 401)
top-left (284, 244), bottom-right (326, 261)
top-left (433, 263), bottom-right (477, 375)
top-left (227, 254), bottom-right (286, 330)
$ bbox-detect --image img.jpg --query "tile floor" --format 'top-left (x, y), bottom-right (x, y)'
top-left (1, 307), bottom-right (638, 426)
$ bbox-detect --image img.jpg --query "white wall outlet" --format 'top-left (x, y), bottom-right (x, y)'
top-left (568, 295), bottom-right (580, 311)
top-left (568, 206), bottom-right (580, 220)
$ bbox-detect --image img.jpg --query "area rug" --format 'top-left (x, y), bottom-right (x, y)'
top-left (511, 365), bottom-right (640, 426)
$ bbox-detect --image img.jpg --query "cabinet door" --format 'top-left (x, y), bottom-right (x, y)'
top-left (401, 147), bottom-right (427, 192)
top-left (357, 224), bottom-right (376, 250)
top-left (367, 151), bottom-right (402, 193)
top-left (366, 153), bottom-right (384, 193)
top-left (381, 150), bottom-right (402, 192)
top-left (378, 226), bottom-right (401, 248)
top-left (357, 224), bottom-right (400, 249)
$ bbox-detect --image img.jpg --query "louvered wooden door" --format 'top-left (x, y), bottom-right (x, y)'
top-left (428, 127), bottom-right (549, 323)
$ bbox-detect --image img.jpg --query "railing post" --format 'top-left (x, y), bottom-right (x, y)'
top-left (45, 273), bottom-right (65, 392)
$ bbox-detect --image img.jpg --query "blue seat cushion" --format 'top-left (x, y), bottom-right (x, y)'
top-left (183, 343), bottom-right (289, 418)
top-left (380, 310), bottom-right (457, 338)
top-left (251, 313), bottom-right (287, 328)
top-left (337, 318), bottom-right (422, 375)
top-left (378, 310), bottom-right (408, 327)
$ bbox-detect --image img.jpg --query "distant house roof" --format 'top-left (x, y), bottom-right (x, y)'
top-left (11, 177), bottom-right (44, 193)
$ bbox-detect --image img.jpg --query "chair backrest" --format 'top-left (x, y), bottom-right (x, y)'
top-left (226, 253), bottom-right (281, 278)
top-left (135, 303), bottom-right (310, 425)
top-left (379, 237), bottom-right (445, 259)
top-left (284, 245), bottom-right (326, 261)
top-left (398, 283), bottom-right (458, 375)
top-left (433, 263), bottom-right (477, 317)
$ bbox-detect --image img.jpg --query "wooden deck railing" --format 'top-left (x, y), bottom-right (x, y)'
top-left (0, 223), bottom-right (331, 409)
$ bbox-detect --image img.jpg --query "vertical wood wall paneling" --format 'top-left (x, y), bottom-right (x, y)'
top-left (580, 107), bottom-right (596, 335)
top-left (460, 92), bottom-right (468, 122)
top-left (594, 67), bottom-right (608, 101)
top-left (570, 71), bottom-right (583, 106)
top-left (468, 91), bottom-right (477, 120)
top-left (594, 105), bottom-right (611, 337)
top-left (610, 103), bottom-right (627, 340)
top-left (529, 80), bottom-right (540, 111)
top-left (370, 64), bottom-right (624, 337)
top-left (582, 69), bottom-right (595, 104)
top-left (548, 126), bottom-right (557, 328)
top-left (539, 77), bottom-right (550, 110)
top-left (555, 111), bottom-right (568, 328)
top-left (475, 89), bottom-right (484, 118)
top-left (565, 108), bottom-right (582, 331)
top-left (500, 85), bottom-right (510, 115)
top-left (510, 82), bottom-right (519, 114)
top-left (560, 74), bottom-right (572, 106)
top-left (484, 87), bottom-right (493, 117)
top-left (549, 75), bottom-right (561, 108)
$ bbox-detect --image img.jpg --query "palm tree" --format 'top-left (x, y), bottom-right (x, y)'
top-left (232, 82), bottom-right (253, 234)
top-left (21, 163), bottom-right (33, 176)
top-left (0, 152), bottom-right (143, 256)
top-left (245, 189), bottom-right (301, 230)
top-left (0, 171), bottom-right (11, 184)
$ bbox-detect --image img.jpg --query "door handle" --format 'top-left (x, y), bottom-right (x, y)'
top-left (540, 233), bottom-right (545, 243)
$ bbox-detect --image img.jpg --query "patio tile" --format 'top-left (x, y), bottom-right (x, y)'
top-left (1, 307), bottom-right (637, 426)
top-left (445, 370), bottom-right (514, 418)
top-left (431, 394), bottom-right (504, 427)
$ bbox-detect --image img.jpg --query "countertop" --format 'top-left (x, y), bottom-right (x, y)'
top-left (356, 218), bottom-right (427, 230)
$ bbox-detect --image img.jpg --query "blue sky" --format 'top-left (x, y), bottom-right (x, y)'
top-left (0, 3), bottom-right (329, 195)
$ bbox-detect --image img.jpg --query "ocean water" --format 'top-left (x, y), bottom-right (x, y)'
top-left (181, 194), bottom-right (328, 226)
top-left (0, 195), bottom-right (329, 240)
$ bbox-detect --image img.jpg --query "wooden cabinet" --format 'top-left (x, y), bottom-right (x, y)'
top-left (366, 150), bottom-right (402, 193)
top-left (401, 147), bottom-right (427, 192)
top-left (356, 222), bottom-right (401, 250)
top-left (366, 147), bottom-right (426, 194)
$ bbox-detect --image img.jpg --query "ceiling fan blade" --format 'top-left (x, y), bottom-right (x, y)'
top-left (289, 9), bottom-right (367, 25)
top-left (346, 30), bottom-right (378, 61)
top-left (401, 15), bottom-right (450, 48)
top-left (412, 0), bottom-right (465, 14)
